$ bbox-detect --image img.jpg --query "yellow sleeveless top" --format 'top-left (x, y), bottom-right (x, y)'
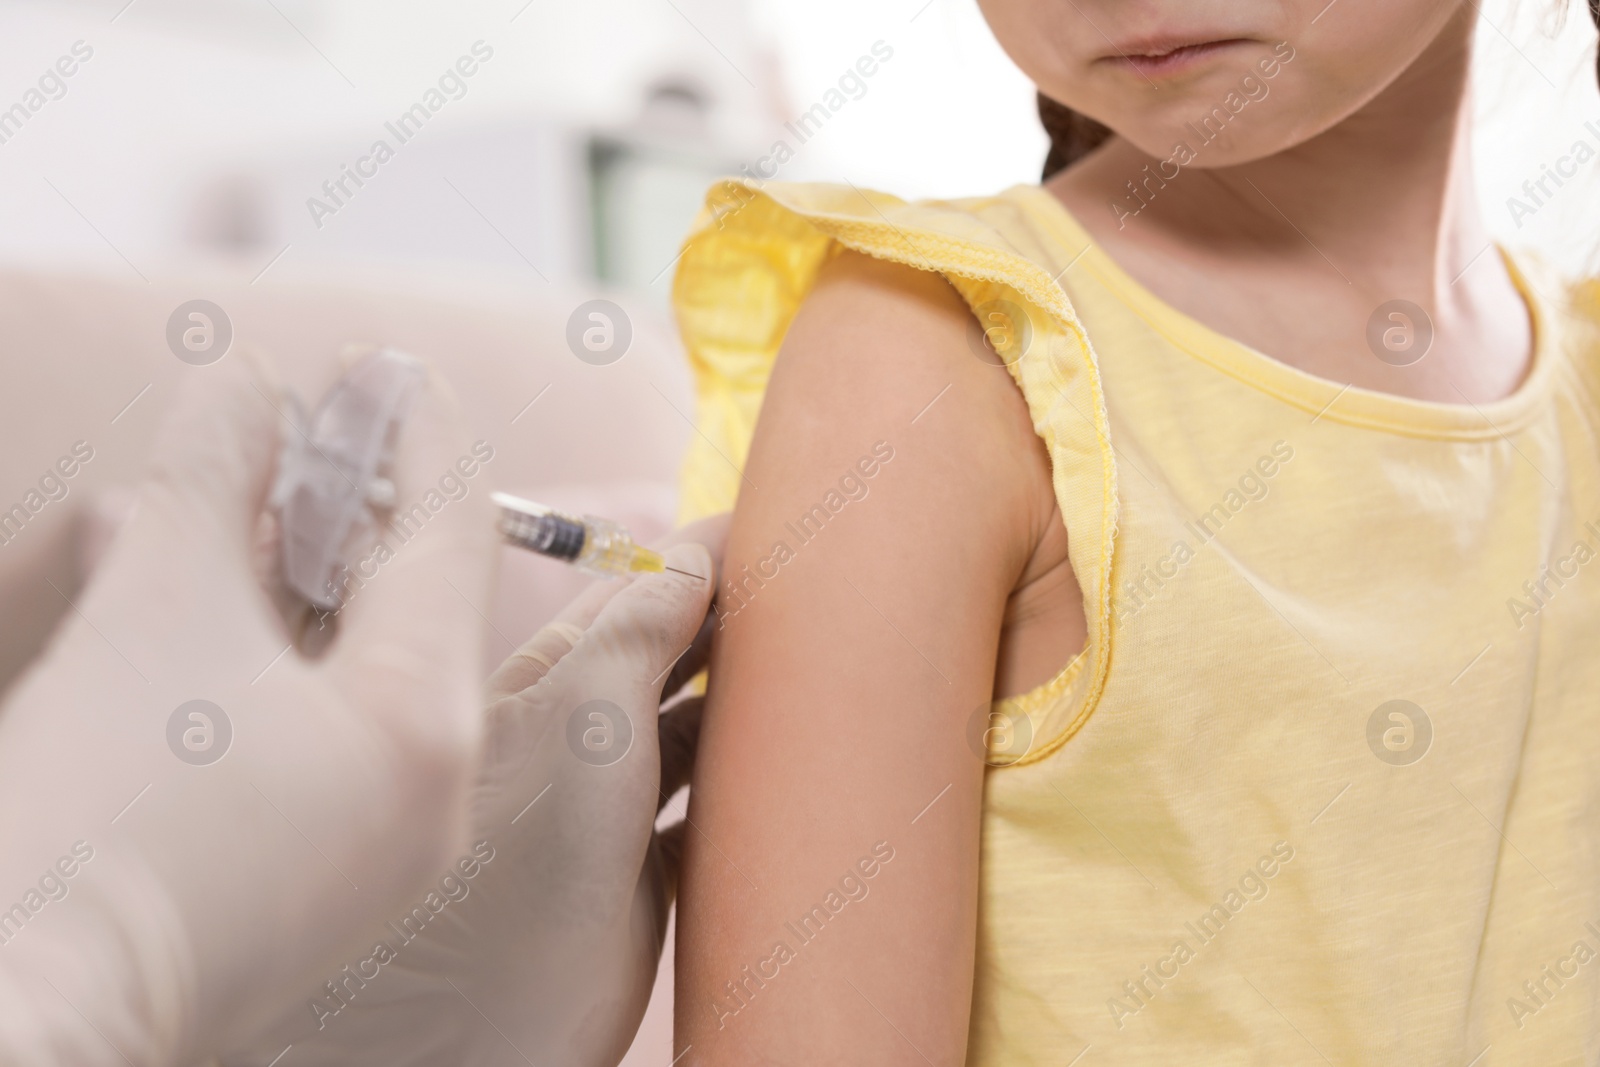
top-left (673, 179), bottom-right (1600, 1065)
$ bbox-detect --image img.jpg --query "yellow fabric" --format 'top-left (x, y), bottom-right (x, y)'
top-left (673, 178), bottom-right (1600, 1064)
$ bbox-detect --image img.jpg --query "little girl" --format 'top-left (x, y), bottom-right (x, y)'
top-left (671, 1), bottom-right (1600, 1063)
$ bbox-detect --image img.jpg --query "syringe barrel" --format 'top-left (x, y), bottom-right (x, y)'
top-left (493, 494), bottom-right (642, 577)
top-left (572, 515), bottom-right (641, 577)
top-left (498, 505), bottom-right (587, 562)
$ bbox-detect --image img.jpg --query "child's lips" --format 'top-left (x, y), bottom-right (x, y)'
top-left (1105, 38), bottom-right (1252, 79)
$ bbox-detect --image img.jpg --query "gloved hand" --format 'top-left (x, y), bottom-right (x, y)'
top-left (0, 349), bottom-right (496, 1066)
top-left (223, 517), bottom-right (725, 1067)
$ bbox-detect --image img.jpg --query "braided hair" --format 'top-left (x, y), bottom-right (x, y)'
top-left (1039, 3), bottom-right (1600, 180)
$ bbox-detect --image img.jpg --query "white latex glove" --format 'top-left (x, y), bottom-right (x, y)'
top-left (224, 518), bottom-right (725, 1067)
top-left (0, 348), bottom-right (495, 1066)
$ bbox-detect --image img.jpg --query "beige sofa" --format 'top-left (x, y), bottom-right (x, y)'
top-left (0, 262), bottom-right (695, 685)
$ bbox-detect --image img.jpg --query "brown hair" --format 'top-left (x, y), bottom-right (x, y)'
top-left (1592, 0), bottom-right (1600, 84)
top-left (1039, 4), bottom-right (1600, 181)
top-left (1037, 93), bottom-right (1112, 180)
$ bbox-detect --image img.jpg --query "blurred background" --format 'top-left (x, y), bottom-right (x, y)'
top-left (0, 0), bottom-right (1595, 1062)
top-left (0, 0), bottom-right (1061, 296)
top-left (2, 0), bottom-right (1595, 287)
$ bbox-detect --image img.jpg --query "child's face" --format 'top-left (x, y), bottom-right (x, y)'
top-left (979, 0), bottom-right (1467, 167)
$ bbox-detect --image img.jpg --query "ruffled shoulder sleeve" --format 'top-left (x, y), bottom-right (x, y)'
top-left (670, 178), bottom-right (1120, 763)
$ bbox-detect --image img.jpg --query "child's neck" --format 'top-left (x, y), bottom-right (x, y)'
top-left (1049, 7), bottom-right (1534, 406)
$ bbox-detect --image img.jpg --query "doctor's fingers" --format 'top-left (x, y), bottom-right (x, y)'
top-left (486, 513), bottom-right (729, 699)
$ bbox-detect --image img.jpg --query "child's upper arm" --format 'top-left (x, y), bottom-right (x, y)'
top-left (675, 249), bottom-right (1051, 1063)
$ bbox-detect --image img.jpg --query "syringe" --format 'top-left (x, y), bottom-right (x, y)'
top-left (492, 491), bottom-right (668, 578)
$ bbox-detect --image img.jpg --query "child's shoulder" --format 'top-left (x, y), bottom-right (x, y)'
top-left (672, 179), bottom-right (1098, 526)
top-left (672, 178), bottom-right (1052, 523)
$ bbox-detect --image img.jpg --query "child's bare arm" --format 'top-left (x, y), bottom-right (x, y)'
top-left (675, 250), bottom-right (1051, 1064)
